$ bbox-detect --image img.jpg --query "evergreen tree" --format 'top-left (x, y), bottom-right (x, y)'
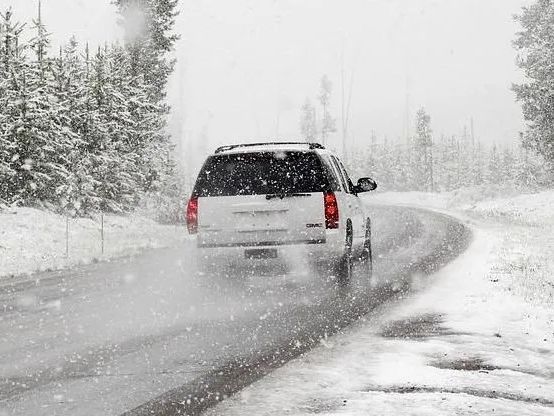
top-left (513, 0), bottom-right (554, 173)
top-left (29, 1), bottom-right (49, 71)
top-left (434, 134), bottom-right (458, 191)
top-left (21, 12), bottom-right (78, 206)
top-left (365, 132), bottom-right (378, 180)
top-left (414, 108), bottom-right (434, 191)
top-left (299, 98), bottom-right (317, 141)
top-left (473, 140), bottom-right (484, 186)
top-left (391, 141), bottom-right (410, 191)
top-left (114, 0), bottom-right (179, 102)
top-left (500, 147), bottom-right (515, 182)
top-left (318, 74), bottom-right (336, 146)
top-left (0, 8), bottom-right (25, 203)
top-left (51, 37), bottom-right (93, 213)
top-left (114, 0), bottom-right (179, 194)
top-left (487, 144), bottom-right (502, 184)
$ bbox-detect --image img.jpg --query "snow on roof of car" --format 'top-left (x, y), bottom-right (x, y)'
top-left (214, 142), bottom-right (326, 154)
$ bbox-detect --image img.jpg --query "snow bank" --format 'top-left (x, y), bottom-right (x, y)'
top-left (466, 191), bottom-right (554, 226)
top-left (369, 186), bottom-right (554, 225)
top-left (369, 186), bottom-right (554, 309)
top-left (0, 207), bottom-right (187, 280)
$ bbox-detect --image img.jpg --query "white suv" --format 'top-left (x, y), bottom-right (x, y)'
top-left (186, 142), bottom-right (377, 281)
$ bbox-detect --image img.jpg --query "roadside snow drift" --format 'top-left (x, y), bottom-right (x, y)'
top-left (0, 207), bottom-right (187, 280)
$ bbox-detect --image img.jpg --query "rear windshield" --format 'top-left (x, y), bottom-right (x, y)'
top-left (193, 151), bottom-right (333, 197)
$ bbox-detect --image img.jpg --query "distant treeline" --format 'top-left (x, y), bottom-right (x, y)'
top-left (0, 1), bottom-right (179, 215)
top-left (346, 109), bottom-right (551, 193)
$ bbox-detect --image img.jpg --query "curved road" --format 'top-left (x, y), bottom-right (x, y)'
top-left (0, 205), bottom-right (471, 416)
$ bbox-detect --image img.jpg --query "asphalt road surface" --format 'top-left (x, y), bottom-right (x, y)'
top-left (0, 204), bottom-right (471, 416)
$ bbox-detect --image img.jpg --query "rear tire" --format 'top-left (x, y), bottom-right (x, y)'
top-left (360, 217), bottom-right (373, 279)
top-left (336, 220), bottom-right (353, 284)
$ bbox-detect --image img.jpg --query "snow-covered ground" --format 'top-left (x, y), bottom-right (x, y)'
top-left (0, 207), bottom-right (187, 280)
top-left (208, 189), bottom-right (554, 416)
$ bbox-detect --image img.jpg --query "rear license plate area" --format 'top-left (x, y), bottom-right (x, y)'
top-left (244, 249), bottom-right (278, 259)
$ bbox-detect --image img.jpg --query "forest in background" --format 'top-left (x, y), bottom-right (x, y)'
top-left (345, 108), bottom-right (550, 192)
top-left (300, 77), bottom-right (551, 192)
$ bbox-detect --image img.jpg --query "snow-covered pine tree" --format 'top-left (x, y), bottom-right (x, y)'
top-left (513, 0), bottom-right (554, 175)
top-left (453, 135), bottom-right (465, 189)
top-left (442, 134), bottom-right (462, 191)
top-left (114, 0), bottom-right (178, 196)
top-left (434, 134), bottom-right (454, 191)
top-left (29, 1), bottom-right (48, 74)
top-left (473, 139), bottom-right (484, 186)
top-left (318, 75), bottom-right (337, 146)
top-left (300, 98), bottom-right (317, 142)
top-left (50, 37), bottom-right (95, 214)
top-left (391, 140), bottom-right (410, 191)
top-left (0, 8), bottom-right (25, 204)
top-left (487, 144), bottom-right (503, 184)
top-left (114, 0), bottom-right (178, 103)
top-left (0, 15), bottom-right (10, 204)
top-left (364, 131), bottom-right (378, 181)
top-left (500, 146), bottom-right (516, 184)
top-left (462, 125), bottom-right (480, 186)
top-left (414, 108), bottom-right (434, 191)
top-left (458, 126), bottom-right (476, 187)
top-left (374, 136), bottom-right (401, 190)
top-left (82, 45), bottom-right (138, 213)
top-left (13, 7), bottom-right (78, 207)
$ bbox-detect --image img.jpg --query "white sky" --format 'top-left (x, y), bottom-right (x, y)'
top-left (2, 0), bottom-right (533, 163)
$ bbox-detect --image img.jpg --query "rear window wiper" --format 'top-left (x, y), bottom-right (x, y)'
top-left (265, 193), bottom-right (311, 200)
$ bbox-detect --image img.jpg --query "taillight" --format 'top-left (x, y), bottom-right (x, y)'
top-left (324, 192), bottom-right (339, 229)
top-left (186, 196), bottom-right (198, 234)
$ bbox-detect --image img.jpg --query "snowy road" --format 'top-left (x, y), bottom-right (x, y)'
top-left (0, 205), bottom-right (470, 416)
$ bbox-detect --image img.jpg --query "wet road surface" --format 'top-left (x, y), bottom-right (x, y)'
top-left (0, 205), bottom-right (471, 415)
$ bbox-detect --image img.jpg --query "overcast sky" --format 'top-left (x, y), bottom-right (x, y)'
top-left (2, 0), bottom-right (533, 162)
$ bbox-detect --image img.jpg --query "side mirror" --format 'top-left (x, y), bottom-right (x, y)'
top-left (355, 177), bottom-right (377, 193)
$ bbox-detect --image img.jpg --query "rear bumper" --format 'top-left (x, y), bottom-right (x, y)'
top-left (195, 230), bottom-right (344, 269)
top-left (198, 238), bottom-right (326, 248)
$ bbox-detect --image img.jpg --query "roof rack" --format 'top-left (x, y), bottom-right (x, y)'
top-left (214, 142), bottom-right (325, 154)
